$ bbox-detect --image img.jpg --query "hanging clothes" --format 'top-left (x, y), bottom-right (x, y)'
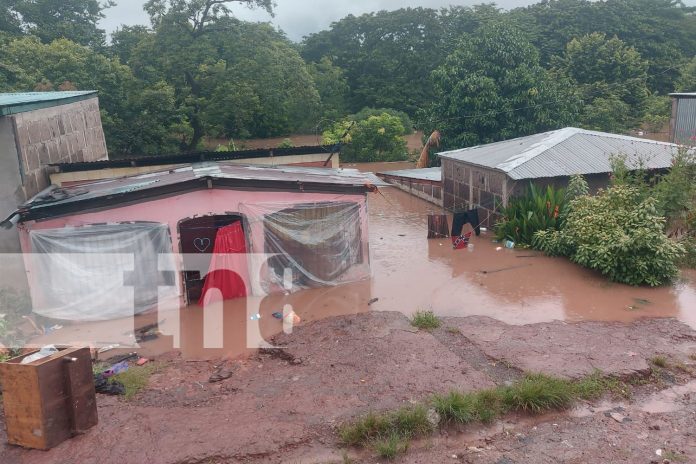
top-left (451, 209), bottom-right (481, 237)
top-left (199, 221), bottom-right (249, 306)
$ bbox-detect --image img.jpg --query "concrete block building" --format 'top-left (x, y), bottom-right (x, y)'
top-left (438, 127), bottom-right (683, 227)
top-left (0, 91), bottom-right (107, 253)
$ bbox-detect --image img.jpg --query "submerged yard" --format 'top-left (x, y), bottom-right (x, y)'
top-left (3, 165), bottom-right (696, 463)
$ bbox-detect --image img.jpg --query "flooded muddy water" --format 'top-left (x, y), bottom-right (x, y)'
top-left (365, 184), bottom-right (696, 328)
top-left (27, 162), bottom-right (696, 359)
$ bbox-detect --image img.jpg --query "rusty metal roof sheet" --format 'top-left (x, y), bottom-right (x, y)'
top-left (3, 162), bottom-right (385, 224)
top-left (437, 127), bottom-right (684, 180)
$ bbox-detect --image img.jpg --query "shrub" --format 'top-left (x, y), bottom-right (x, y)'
top-left (533, 185), bottom-right (685, 286)
top-left (495, 183), bottom-right (565, 245)
top-left (410, 310), bottom-right (441, 330)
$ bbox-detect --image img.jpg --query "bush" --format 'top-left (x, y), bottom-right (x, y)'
top-left (495, 183), bottom-right (565, 245)
top-left (533, 185), bottom-right (685, 286)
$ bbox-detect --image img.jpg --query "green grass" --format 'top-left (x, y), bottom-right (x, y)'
top-left (662, 450), bottom-right (688, 462)
top-left (340, 371), bottom-right (632, 459)
top-left (501, 373), bottom-right (574, 413)
top-left (651, 355), bottom-right (668, 368)
top-left (338, 405), bottom-right (433, 447)
top-left (373, 434), bottom-right (409, 459)
top-left (410, 311), bottom-right (441, 330)
top-left (111, 363), bottom-right (161, 400)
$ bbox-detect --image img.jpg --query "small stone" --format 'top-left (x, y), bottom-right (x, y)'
top-left (609, 412), bottom-right (627, 423)
top-left (426, 408), bottom-right (441, 427)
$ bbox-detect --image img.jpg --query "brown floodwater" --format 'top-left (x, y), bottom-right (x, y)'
top-left (27, 161), bottom-right (696, 359)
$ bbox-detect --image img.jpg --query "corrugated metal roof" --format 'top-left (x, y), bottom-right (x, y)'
top-left (438, 127), bottom-right (683, 180)
top-left (378, 167), bottom-right (441, 182)
top-left (0, 91), bottom-right (97, 116)
top-left (3, 162), bottom-right (385, 224)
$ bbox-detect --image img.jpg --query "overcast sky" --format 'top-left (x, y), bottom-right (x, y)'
top-left (100, 0), bottom-right (541, 41)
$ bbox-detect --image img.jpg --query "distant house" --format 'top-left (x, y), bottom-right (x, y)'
top-left (0, 91), bottom-right (107, 253)
top-left (669, 92), bottom-right (696, 145)
top-left (438, 127), bottom-right (683, 226)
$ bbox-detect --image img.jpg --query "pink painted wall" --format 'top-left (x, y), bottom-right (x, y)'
top-left (19, 188), bottom-right (369, 304)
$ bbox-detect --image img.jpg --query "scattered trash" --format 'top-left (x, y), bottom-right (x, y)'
top-left (368, 297), bottom-right (379, 306)
top-left (98, 344), bottom-right (119, 354)
top-left (467, 243), bottom-right (475, 252)
top-left (656, 449), bottom-right (663, 457)
top-left (20, 345), bottom-right (58, 364)
top-left (102, 360), bottom-right (129, 378)
top-left (250, 313), bottom-right (261, 321)
top-left (272, 312), bottom-right (283, 320)
top-left (136, 357), bottom-right (149, 366)
top-left (480, 227), bottom-right (487, 233)
top-left (496, 246), bottom-right (503, 251)
top-left (284, 310), bottom-right (301, 325)
top-left (43, 324), bottom-right (63, 334)
top-left (94, 373), bottom-right (126, 395)
top-left (505, 240), bottom-right (515, 249)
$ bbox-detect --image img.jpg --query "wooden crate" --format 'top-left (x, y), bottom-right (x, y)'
top-left (0, 346), bottom-right (98, 450)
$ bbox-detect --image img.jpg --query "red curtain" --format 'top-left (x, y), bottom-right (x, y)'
top-left (199, 222), bottom-right (249, 306)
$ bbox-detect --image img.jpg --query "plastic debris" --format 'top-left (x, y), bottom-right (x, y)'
top-left (102, 360), bottom-right (129, 378)
top-left (20, 345), bottom-right (58, 364)
top-left (368, 297), bottom-right (379, 305)
top-left (505, 240), bottom-right (515, 249)
top-left (480, 227), bottom-right (487, 233)
top-left (272, 312), bottom-right (283, 320)
top-left (496, 247), bottom-right (503, 251)
top-left (250, 313), bottom-right (261, 321)
top-left (136, 357), bottom-right (149, 366)
top-left (284, 311), bottom-right (301, 325)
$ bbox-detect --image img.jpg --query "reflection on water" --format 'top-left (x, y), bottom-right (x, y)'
top-left (25, 162), bottom-right (696, 359)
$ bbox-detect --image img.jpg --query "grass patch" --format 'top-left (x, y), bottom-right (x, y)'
top-left (445, 326), bottom-right (461, 334)
top-left (663, 450), bottom-right (688, 462)
top-left (650, 355), bottom-right (668, 368)
top-left (111, 363), bottom-right (161, 400)
top-left (373, 434), bottom-right (409, 459)
top-left (410, 311), bottom-right (440, 330)
top-left (338, 405), bottom-right (433, 447)
top-left (501, 373), bottom-right (574, 413)
top-left (340, 370), bottom-right (636, 459)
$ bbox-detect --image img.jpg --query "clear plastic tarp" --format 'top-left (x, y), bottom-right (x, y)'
top-left (240, 201), bottom-right (370, 293)
top-left (28, 222), bottom-right (178, 321)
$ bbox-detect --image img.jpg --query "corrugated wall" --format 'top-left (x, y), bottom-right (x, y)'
top-left (672, 97), bottom-right (696, 145)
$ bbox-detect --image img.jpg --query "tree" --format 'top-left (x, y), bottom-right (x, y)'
top-left (0, 36), bottom-right (180, 155)
top-left (307, 57), bottom-right (350, 123)
top-left (323, 112), bottom-right (408, 162)
top-left (110, 25), bottom-right (152, 64)
top-left (677, 56), bottom-right (696, 91)
top-left (137, 0), bottom-right (286, 150)
top-left (6, 0), bottom-right (113, 48)
top-left (424, 21), bottom-right (579, 150)
top-left (555, 33), bottom-right (650, 132)
top-left (302, 8), bottom-right (448, 115)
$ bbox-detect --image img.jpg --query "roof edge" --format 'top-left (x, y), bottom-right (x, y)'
top-left (0, 91), bottom-right (98, 116)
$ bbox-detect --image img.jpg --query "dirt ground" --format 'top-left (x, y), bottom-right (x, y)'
top-left (2, 311), bottom-right (696, 464)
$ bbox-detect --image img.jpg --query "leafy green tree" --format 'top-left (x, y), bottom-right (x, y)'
top-left (0, 36), bottom-right (180, 155)
top-left (110, 25), bottom-right (152, 64)
top-left (6, 0), bottom-right (114, 48)
top-left (555, 33), bottom-right (649, 131)
top-left (323, 112), bottom-right (408, 162)
top-left (307, 57), bottom-right (350, 123)
top-left (424, 21), bottom-right (579, 149)
top-left (302, 8), bottom-right (447, 115)
top-left (676, 56), bottom-right (696, 91)
top-left (514, 0), bottom-right (696, 94)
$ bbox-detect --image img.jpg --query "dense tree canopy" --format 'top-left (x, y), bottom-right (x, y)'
top-left (1, 0), bottom-right (695, 157)
top-left (423, 22), bottom-right (580, 149)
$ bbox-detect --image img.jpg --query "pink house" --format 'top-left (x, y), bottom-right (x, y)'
top-left (4, 163), bottom-right (378, 321)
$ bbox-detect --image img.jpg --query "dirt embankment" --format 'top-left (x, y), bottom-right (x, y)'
top-left (2, 312), bottom-right (696, 464)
